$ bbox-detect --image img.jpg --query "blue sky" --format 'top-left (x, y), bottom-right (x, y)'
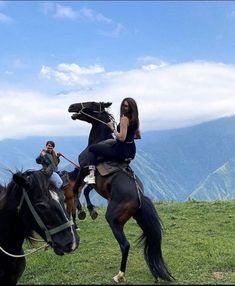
top-left (1, 1), bottom-right (235, 140)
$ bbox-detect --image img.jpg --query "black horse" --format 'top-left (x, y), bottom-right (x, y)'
top-left (0, 169), bottom-right (80, 285)
top-left (70, 101), bottom-right (114, 220)
top-left (68, 101), bottom-right (174, 283)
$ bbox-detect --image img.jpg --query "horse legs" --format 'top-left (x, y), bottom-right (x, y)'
top-left (84, 184), bottom-right (98, 220)
top-left (63, 184), bottom-right (79, 229)
top-left (76, 183), bottom-right (86, 220)
top-left (105, 203), bottom-right (130, 283)
top-left (73, 169), bottom-right (87, 220)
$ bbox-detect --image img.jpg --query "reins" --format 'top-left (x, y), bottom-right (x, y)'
top-left (0, 186), bottom-right (74, 258)
top-left (60, 103), bottom-right (116, 169)
top-left (80, 109), bottom-right (110, 126)
top-left (79, 102), bottom-right (117, 127)
top-left (17, 189), bottom-right (74, 243)
top-left (0, 243), bottom-right (48, 258)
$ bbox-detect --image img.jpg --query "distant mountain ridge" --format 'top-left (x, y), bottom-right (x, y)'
top-left (1, 115), bottom-right (235, 203)
top-left (189, 156), bottom-right (235, 200)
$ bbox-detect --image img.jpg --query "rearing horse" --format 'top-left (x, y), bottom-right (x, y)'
top-left (70, 101), bottom-right (114, 220)
top-left (68, 101), bottom-right (174, 283)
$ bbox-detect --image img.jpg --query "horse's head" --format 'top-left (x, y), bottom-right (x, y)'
top-left (68, 101), bottom-right (112, 123)
top-left (68, 101), bottom-right (114, 143)
top-left (11, 170), bottom-right (79, 255)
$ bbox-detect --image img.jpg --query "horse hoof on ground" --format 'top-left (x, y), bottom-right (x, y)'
top-left (90, 209), bottom-right (98, 220)
top-left (154, 277), bottom-right (159, 284)
top-left (113, 271), bottom-right (125, 283)
top-left (77, 210), bottom-right (86, 220)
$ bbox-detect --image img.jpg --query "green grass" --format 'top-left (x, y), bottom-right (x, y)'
top-left (18, 200), bottom-right (235, 285)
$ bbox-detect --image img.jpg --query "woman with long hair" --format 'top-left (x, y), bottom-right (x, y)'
top-left (84, 97), bottom-right (141, 184)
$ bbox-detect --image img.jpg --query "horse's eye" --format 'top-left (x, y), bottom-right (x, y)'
top-left (35, 202), bottom-right (48, 210)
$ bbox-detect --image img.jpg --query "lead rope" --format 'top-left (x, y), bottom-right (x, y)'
top-left (0, 243), bottom-right (48, 258)
top-left (59, 153), bottom-right (80, 168)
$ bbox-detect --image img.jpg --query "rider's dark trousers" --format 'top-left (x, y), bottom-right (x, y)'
top-left (87, 140), bottom-right (136, 166)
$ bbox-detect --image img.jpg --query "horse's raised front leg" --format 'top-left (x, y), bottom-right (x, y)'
top-left (105, 202), bottom-right (130, 283)
top-left (84, 184), bottom-right (98, 220)
top-left (76, 183), bottom-right (86, 220)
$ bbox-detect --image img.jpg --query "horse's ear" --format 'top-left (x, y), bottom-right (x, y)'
top-left (101, 102), bottom-right (112, 108)
top-left (13, 173), bottom-right (30, 189)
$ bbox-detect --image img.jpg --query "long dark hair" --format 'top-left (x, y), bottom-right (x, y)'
top-left (120, 97), bottom-right (141, 138)
top-left (120, 98), bottom-right (139, 128)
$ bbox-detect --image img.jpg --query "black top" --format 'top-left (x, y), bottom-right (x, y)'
top-left (117, 123), bottom-right (136, 143)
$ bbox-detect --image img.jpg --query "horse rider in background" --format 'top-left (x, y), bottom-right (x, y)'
top-left (36, 140), bottom-right (63, 189)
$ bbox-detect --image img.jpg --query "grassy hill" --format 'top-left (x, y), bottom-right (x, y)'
top-left (18, 200), bottom-right (235, 285)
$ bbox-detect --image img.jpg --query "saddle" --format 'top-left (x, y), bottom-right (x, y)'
top-left (96, 159), bottom-right (132, 176)
top-left (96, 159), bottom-right (144, 198)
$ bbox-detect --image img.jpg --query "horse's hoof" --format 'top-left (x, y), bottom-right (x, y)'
top-left (77, 210), bottom-right (86, 220)
top-left (90, 209), bottom-right (98, 220)
top-left (113, 271), bottom-right (125, 283)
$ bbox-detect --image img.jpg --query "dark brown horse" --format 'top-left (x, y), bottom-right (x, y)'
top-left (68, 101), bottom-right (174, 283)
top-left (0, 169), bottom-right (79, 285)
top-left (60, 167), bottom-right (98, 224)
top-left (59, 168), bottom-right (80, 228)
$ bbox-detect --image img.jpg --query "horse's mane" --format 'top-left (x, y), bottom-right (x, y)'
top-left (68, 168), bottom-right (79, 181)
top-left (2, 170), bottom-right (49, 242)
top-left (0, 184), bottom-right (7, 210)
top-left (103, 110), bottom-right (115, 124)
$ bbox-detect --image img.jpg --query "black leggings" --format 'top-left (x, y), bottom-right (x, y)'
top-left (87, 141), bottom-right (135, 166)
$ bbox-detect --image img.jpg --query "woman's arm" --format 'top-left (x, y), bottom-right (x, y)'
top-left (108, 115), bottom-right (129, 142)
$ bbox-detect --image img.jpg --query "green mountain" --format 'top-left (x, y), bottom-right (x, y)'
top-left (189, 156), bottom-right (235, 200)
top-left (138, 115), bottom-right (235, 200)
top-left (1, 115), bottom-right (235, 202)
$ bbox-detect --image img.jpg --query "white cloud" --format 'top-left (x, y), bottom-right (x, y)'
top-left (142, 63), bottom-right (167, 71)
top-left (40, 63), bottom-right (105, 86)
top-left (78, 7), bottom-right (112, 24)
top-left (54, 4), bottom-right (77, 20)
top-left (42, 2), bottom-right (113, 24)
top-left (1, 60), bottom-right (235, 140)
top-left (0, 12), bottom-right (12, 23)
top-left (100, 23), bottom-right (125, 38)
top-left (40, 3), bottom-right (123, 37)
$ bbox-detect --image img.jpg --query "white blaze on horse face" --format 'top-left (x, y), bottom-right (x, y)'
top-left (49, 190), bottom-right (77, 251)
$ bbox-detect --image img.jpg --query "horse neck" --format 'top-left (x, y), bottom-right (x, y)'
top-left (0, 211), bottom-right (25, 251)
top-left (88, 123), bottom-right (113, 145)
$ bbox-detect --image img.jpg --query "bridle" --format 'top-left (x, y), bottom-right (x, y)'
top-left (17, 188), bottom-right (74, 244)
top-left (78, 102), bottom-right (116, 127)
top-left (0, 187), bottom-right (74, 258)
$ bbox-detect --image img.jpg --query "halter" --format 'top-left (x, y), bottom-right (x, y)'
top-left (79, 102), bottom-right (116, 127)
top-left (17, 188), bottom-right (74, 243)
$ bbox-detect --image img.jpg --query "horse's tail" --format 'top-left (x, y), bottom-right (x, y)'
top-left (134, 195), bottom-right (174, 281)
